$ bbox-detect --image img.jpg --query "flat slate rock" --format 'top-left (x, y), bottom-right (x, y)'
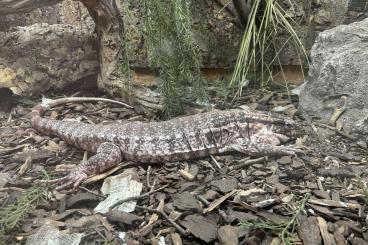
top-left (181, 214), bottom-right (218, 243)
top-left (298, 216), bottom-right (322, 245)
top-left (13, 149), bottom-right (54, 162)
top-left (201, 189), bottom-right (220, 201)
top-left (66, 193), bottom-right (101, 208)
top-left (218, 225), bottom-right (239, 245)
top-left (105, 210), bottom-right (143, 225)
top-left (278, 155), bottom-right (293, 165)
top-left (210, 178), bottom-right (238, 193)
top-left (226, 209), bottom-right (258, 223)
top-left (173, 192), bottom-right (202, 212)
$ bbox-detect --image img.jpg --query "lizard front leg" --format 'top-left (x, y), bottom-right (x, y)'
top-left (50, 142), bottom-right (122, 190)
top-left (230, 138), bottom-right (302, 157)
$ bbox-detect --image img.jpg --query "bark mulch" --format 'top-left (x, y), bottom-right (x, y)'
top-left (0, 91), bottom-right (367, 245)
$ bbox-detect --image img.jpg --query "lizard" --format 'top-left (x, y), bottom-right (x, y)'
top-left (29, 97), bottom-right (304, 190)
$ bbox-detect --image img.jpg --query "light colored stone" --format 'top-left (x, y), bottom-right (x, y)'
top-left (300, 18), bottom-right (368, 141)
top-left (218, 225), bottom-right (239, 245)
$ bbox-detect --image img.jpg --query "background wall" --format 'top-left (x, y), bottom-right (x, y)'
top-left (1, 0), bottom-right (368, 95)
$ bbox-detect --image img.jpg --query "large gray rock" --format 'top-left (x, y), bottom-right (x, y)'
top-left (299, 18), bottom-right (368, 140)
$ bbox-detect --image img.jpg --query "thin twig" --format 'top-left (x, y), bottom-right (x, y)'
top-left (197, 195), bottom-right (210, 205)
top-left (214, 0), bottom-right (236, 17)
top-left (150, 179), bottom-right (156, 192)
top-left (147, 165), bottom-right (153, 189)
top-left (78, 186), bottom-right (105, 199)
top-left (135, 205), bottom-right (188, 236)
top-left (109, 184), bottom-right (169, 210)
top-left (6, 109), bottom-right (13, 124)
top-left (230, 157), bottom-right (265, 170)
top-left (210, 155), bottom-right (222, 169)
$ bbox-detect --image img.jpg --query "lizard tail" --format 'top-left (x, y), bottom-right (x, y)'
top-left (30, 96), bottom-right (133, 128)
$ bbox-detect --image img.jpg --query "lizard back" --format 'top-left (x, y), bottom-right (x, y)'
top-left (97, 109), bottom-right (300, 162)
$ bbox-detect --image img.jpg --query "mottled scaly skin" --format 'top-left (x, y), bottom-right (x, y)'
top-left (30, 97), bottom-right (303, 189)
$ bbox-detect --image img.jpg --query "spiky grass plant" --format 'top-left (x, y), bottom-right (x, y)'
top-left (229, 0), bottom-right (308, 98)
top-left (240, 193), bottom-right (310, 245)
top-left (143, 0), bottom-right (207, 118)
top-left (119, 1), bottom-right (134, 78)
top-left (0, 184), bottom-right (49, 241)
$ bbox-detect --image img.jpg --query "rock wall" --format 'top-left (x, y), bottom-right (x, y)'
top-left (0, 0), bottom-right (91, 31)
top-left (121, 0), bottom-right (242, 69)
top-left (0, 0), bottom-right (97, 96)
top-left (1, 0), bottom-right (368, 96)
top-left (272, 0), bottom-right (366, 83)
top-left (0, 23), bottom-right (97, 95)
top-left (122, 0), bottom-right (368, 68)
top-left (277, 0), bottom-right (363, 66)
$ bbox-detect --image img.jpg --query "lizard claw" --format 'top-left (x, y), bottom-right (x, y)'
top-left (272, 145), bottom-right (302, 155)
top-left (57, 172), bottom-right (88, 190)
top-left (44, 171), bottom-right (88, 190)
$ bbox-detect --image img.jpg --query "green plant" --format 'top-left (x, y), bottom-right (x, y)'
top-left (0, 171), bottom-right (51, 242)
top-left (0, 185), bottom-right (49, 239)
top-left (240, 193), bottom-right (310, 244)
top-left (143, 0), bottom-right (208, 118)
top-left (119, 0), bottom-right (137, 78)
top-left (229, 0), bottom-right (308, 98)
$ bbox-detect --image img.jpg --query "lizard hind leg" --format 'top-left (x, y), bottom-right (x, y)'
top-left (51, 142), bottom-right (122, 190)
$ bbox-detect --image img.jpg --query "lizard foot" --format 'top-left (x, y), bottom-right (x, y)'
top-left (232, 139), bottom-right (303, 157)
top-left (47, 171), bottom-right (88, 190)
top-left (47, 142), bottom-right (122, 190)
top-left (273, 145), bottom-right (303, 156)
